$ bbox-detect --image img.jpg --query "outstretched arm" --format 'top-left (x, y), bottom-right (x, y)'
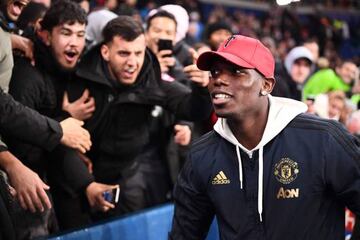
top-left (0, 89), bottom-right (91, 153)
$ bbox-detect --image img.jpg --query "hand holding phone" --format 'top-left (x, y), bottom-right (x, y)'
top-left (86, 182), bottom-right (119, 212)
top-left (102, 186), bottom-right (120, 204)
top-left (157, 39), bottom-right (175, 72)
top-left (157, 39), bottom-right (173, 52)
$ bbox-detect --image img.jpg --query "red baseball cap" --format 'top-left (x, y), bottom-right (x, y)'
top-left (197, 35), bottom-right (275, 79)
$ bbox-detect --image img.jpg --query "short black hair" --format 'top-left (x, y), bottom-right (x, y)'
top-left (40, 0), bottom-right (87, 32)
top-left (146, 10), bottom-right (177, 31)
top-left (102, 16), bottom-right (144, 44)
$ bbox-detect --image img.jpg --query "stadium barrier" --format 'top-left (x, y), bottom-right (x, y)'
top-left (47, 203), bottom-right (219, 240)
top-left (46, 204), bottom-right (354, 239)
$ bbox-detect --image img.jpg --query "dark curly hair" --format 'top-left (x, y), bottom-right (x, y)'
top-left (40, 0), bottom-right (87, 32)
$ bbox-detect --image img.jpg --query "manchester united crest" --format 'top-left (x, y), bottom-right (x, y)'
top-left (274, 158), bottom-right (299, 184)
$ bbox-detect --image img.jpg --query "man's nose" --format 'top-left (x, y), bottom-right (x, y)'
top-left (126, 54), bottom-right (136, 66)
top-left (158, 33), bottom-right (171, 41)
top-left (69, 35), bottom-right (82, 46)
top-left (213, 73), bottom-right (228, 86)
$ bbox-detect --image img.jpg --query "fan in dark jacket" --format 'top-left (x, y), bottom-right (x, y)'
top-left (50, 15), bottom-right (212, 229)
top-left (272, 46), bottom-right (314, 101)
top-left (0, 72), bottom-right (91, 240)
top-left (6, 0), bottom-right (97, 234)
top-left (0, 0), bottom-right (91, 238)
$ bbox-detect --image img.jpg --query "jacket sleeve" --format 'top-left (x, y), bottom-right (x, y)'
top-left (169, 152), bottom-right (215, 240)
top-left (162, 80), bottom-right (212, 122)
top-left (63, 149), bottom-right (94, 191)
top-left (48, 146), bottom-right (94, 194)
top-left (9, 57), bottom-right (45, 110)
top-left (324, 122), bottom-right (360, 215)
top-left (0, 88), bottom-right (62, 151)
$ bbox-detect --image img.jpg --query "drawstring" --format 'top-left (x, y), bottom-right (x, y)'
top-left (236, 146), bottom-right (243, 189)
top-left (258, 147), bottom-right (264, 222)
top-left (236, 145), bottom-right (264, 222)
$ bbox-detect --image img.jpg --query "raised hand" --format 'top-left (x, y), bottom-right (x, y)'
top-left (62, 89), bottom-right (95, 121)
top-left (10, 34), bottom-right (34, 64)
top-left (174, 124), bottom-right (191, 146)
top-left (157, 49), bottom-right (176, 73)
top-left (183, 48), bottom-right (209, 87)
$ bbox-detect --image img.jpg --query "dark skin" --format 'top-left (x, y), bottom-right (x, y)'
top-left (208, 60), bottom-right (275, 149)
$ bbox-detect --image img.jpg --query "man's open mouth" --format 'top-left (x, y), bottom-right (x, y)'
top-left (64, 50), bottom-right (78, 61)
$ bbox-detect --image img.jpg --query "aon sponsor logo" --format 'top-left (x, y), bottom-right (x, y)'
top-left (277, 187), bottom-right (299, 199)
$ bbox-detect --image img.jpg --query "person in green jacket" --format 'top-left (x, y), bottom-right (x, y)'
top-left (303, 60), bottom-right (359, 104)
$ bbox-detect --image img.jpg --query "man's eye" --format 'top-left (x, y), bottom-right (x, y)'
top-left (210, 69), bottom-right (219, 77)
top-left (232, 68), bottom-right (243, 75)
top-left (119, 52), bottom-right (128, 57)
top-left (61, 31), bottom-right (71, 36)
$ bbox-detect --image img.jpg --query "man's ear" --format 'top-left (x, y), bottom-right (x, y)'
top-left (37, 29), bottom-right (51, 46)
top-left (34, 18), bottom-right (44, 32)
top-left (101, 44), bottom-right (110, 61)
top-left (262, 77), bottom-right (276, 94)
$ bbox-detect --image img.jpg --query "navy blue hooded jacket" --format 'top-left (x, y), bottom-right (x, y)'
top-left (170, 95), bottom-right (360, 240)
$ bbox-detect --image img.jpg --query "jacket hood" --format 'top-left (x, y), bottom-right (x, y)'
top-left (284, 46), bottom-right (313, 75)
top-left (85, 9), bottom-right (117, 48)
top-left (159, 4), bottom-right (189, 43)
top-left (214, 95), bottom-right (307, 152)
top-left (214, 95), bottom-right (307, 222)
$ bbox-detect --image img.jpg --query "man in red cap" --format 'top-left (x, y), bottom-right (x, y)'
top-left (170, 35), bottom-right (360, 239)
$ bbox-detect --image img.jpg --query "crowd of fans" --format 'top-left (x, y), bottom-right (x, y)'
top-left (0, 0), bottom-right (359, 239)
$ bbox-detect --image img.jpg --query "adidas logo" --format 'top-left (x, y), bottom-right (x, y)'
top-left (212, 171), bottom-right (230, 185)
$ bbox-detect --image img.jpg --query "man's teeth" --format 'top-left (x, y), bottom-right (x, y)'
top-left (125, 69), bottom-right (135, 73)
top-left (214, 94), bottom-right (231, 99)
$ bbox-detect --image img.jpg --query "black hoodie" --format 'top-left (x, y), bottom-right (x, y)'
top-left (7, 37), bottom-right (75, 177)
top-left (63, 44), bottom-right (212, 185)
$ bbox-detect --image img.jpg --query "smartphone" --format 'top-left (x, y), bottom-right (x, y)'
top-left (102, 187), bottom-right (120, 204)
top-left (158, 39), bottom-right (173, 52)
